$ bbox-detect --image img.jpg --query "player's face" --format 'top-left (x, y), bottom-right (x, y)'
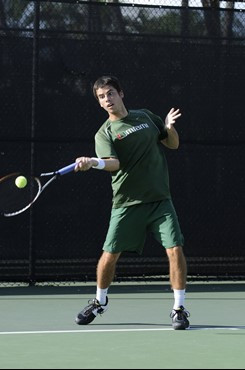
top-left (96, 86), bottom-right (124, 115)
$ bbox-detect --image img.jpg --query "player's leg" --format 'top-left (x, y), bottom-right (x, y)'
top-left (97, 251), bottom-right (121, 289)
top-left (75, 205), bottom-right (146, 325)
top-left (75, 251), bottom-right (120, 325)
top-left (166, 246), bottom-right (190, 329)
top-left (96, 251), bottom-right (121, 304)
top-left (166, 246), bottom-right (187, 291)
top-left (149, 199), bottom-right (190, 330)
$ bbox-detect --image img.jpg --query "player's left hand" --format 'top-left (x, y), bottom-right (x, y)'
top-left (165, 108), bottom-right (181, 129)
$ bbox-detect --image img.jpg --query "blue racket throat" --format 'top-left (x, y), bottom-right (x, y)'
top-left (41, 163), bottom-right (76, 177)
top-left (56, 163), bottom-right (77, 176)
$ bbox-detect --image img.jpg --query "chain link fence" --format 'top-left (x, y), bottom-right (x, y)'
top-left (0, 0), bottom-right (245, 284)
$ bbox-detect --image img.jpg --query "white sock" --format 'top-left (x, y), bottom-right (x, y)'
top-left (173, 289), bottom-right (186, 309)
top-left (96, 287), bottom-right (108, 305)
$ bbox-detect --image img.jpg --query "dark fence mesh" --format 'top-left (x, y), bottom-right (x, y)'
top-left (0, 0), bottom-right (245, 283)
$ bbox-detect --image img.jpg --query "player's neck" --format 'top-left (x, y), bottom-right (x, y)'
top-left (108, 107), bottom-right (128, 122)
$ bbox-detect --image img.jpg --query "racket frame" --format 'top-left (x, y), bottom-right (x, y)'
top-left (2, 162), bottom-right (76, 217)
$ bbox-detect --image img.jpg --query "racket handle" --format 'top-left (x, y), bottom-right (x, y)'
top-left (57, 163), bottom-right (76, 176)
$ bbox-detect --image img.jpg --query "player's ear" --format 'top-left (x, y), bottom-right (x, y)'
top-left (120, 91), bottom-right (124, 98)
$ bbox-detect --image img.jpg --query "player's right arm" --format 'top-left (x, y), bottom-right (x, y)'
top-left (75, 157), bottom-right (120, 172)
top-left (75, 121), bottom-right (120, 172)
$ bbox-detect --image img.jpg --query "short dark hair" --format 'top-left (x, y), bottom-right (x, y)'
top-left (93, 75), bottom-right (123, 100)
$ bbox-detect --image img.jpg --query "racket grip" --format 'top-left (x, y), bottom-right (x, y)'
top-left (57, 163), bottom-right (76, 176)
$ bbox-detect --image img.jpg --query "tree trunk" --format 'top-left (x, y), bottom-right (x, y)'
top-left (224, 1), bottom-right (234, 39)
top-left (201, 0), bottom-right (221, 38)
top-left (0, 0), bottom-right (7, 30)
top-left (181, 0), bottom-right (189, 37)
top-left (110, 0), bottom-right (126, 33)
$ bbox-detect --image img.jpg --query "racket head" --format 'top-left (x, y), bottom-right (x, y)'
top-left (0, 173), bottom-right (41, 217)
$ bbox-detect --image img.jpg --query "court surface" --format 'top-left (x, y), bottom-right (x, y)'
top-left (0, 281), bottom-right (245, 369)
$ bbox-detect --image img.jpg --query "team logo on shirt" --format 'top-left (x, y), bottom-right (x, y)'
top-left (116, 123), bottom-right (149, 140)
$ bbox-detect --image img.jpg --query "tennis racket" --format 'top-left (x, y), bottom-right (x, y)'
top-left (0, 162), bottom-right (76, 217)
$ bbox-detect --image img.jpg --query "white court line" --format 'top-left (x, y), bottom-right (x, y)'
top-left (0, 327), bottom-right (243, 335)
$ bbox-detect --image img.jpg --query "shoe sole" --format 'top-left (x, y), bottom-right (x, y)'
top-left (172, 322), bottom-right (190, 330)
top-left (75, 313), bottom-right (96, 325)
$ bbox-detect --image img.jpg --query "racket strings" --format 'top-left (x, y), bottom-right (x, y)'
top-left (0, 174), bottom-right (41, 216)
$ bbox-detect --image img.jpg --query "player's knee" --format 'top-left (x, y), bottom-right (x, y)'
top-left (166, 246), bottom-right (184, 261)
top-left (101, 251), bottom-right (121, 265)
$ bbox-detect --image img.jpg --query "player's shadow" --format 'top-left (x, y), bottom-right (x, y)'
top-left (88, 324), bottom-right (245, 330)
top-left (189, 325), bottom-right (245, 330)
top-left (89, 323), bottom-right (172, 326)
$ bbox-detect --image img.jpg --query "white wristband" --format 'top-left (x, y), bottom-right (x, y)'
top-left (91, 157), bottom-right (106, 170)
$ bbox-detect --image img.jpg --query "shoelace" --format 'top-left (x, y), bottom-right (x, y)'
top-left (83, 299), bottom-right (101, 315)
top-left (88, 298), bottom-right (100, 306)
top-left (170, 307), bottom-right (190, 319)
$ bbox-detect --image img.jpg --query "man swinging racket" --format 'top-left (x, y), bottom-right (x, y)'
top-left (74, 75), bottom-right (190, 330)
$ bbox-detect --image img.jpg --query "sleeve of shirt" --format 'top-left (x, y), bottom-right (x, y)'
top-left (142, 109), bottom-right (168, 141)
top-left (95, 129), bottom-right (118, 159)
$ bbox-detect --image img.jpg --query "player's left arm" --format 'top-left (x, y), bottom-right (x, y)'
top-left (161, 108), bottom-right (181, 149)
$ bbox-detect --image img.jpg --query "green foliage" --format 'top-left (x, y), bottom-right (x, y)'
top-left (1, 0), bottom-right (244, 39)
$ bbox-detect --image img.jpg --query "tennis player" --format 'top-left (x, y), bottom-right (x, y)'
top-left (74, 75), bottom-right (190, 330)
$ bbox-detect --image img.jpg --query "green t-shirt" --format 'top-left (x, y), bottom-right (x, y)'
top-left (95, 109), bottom-right (171, 208)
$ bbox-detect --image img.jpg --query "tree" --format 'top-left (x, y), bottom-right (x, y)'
top-left (201, 0), bottom-right (220, 38)
top-left (0, 0), bottom-right (7, 29)
top-left (224, 1), bottom-right (234, 39)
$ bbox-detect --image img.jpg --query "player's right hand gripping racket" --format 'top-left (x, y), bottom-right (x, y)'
top-left (0, 163), bottom-right (76, 217)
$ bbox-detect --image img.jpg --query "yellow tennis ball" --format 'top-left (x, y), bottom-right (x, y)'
top-left (15, 176), bottom-right (27, 189)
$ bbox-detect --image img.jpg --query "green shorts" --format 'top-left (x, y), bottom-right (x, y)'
top-left (103, 199), bottom-right (184, 255)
